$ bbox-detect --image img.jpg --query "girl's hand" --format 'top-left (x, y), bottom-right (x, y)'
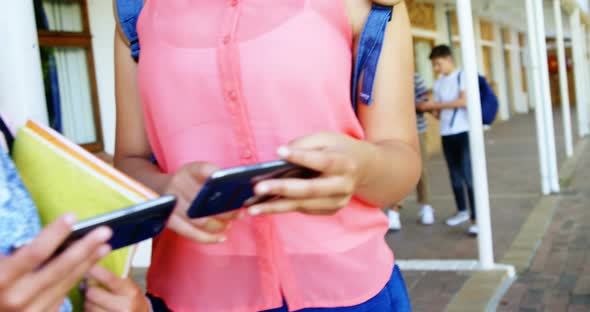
top-left (431, 109), bottom-right (441, 120)
top-left (163, 162), bottom-right (240, 243)
top-left (248, 132), bottom-right (363, 216)
top-left (0, 214), bottom-right (111, 312)
top-left (84, 266), bottom-right (150, 312)
top-left (417, 100), bottom-right (436, 112)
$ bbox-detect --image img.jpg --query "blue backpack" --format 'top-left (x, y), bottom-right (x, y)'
top-left (451, 72), bottom-right (499, 126)
top-left (115, 1), bottom-right (394, 113)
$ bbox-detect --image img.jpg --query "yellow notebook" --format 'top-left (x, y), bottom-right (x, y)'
top-left (12, 120), bottom-right (158, 311)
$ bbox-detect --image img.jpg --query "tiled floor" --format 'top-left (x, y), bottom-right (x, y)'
top-left (498, 143), bottom-right (590, 311)
top-left (386, 111), bottom-right (580, 311)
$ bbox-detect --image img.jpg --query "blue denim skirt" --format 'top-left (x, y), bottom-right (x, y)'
top-left (263, 265), bottom-right (411, 312)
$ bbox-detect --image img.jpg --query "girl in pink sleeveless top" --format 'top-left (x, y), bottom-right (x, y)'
top-left (85, 1), bottom-right (419, 311)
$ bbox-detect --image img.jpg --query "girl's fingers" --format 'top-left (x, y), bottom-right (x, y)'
top-left (216, 210), bottom-right (243, 221)
top-left (47, 243), bottom-right (110, 292)
top-left (189, 217), bottom-right (230, 234)
top-left (278, 148), bottom-right (356, 176)
top-left (171, 180), bottom-right (200, 214)
top-left (27, 227), bottom-right (111, 296)
top-left (0, 213), bottom-right (77, 285)
top-left (248, 196), bottom-right (350, 216)
top-left (29, 231), bottom-right (112, 312)
top-left (255, 176), bottom-right (354, 199)
top-left (183, 162), bottom-right (219, 183)
top-left (285, 132), bottom-right (333, 150)
top-left (167, 214), bottom-right (226, 243)
top-left (85, 286), bottom-right (128, 311)
top-left (85, 270), bottom-right (148, 312)
top-left (84, 298), bottom-right (112, 312)
top-left (87, 266), bottom-right (126, 294)
top-left (46, 299), bottom-right (67, 312)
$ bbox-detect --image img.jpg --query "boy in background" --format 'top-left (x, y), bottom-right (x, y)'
top-left (417, 45), bottom-right (478, 235)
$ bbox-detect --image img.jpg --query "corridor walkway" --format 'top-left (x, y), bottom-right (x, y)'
top-left (387, 111), bottom-right (580, 311)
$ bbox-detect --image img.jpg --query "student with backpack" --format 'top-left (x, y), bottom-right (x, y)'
top-left (88, 0), bottom-right (420, 311)
top-left (417, 45), bottom-right (491, 236)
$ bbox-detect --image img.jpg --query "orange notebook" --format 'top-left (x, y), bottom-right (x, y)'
top-left (12, 119), bottom-right (158, 311)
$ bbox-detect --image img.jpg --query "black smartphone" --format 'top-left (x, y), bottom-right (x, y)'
top-left (54, 195), bottom-right (176, 256)
top-left (187, 160), bottom-right (318, 218)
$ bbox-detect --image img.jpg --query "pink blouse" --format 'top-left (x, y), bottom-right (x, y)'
top-left (137, 1), bottom-right (394, 311)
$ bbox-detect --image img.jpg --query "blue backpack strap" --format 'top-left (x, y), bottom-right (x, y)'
top-left (351, 4), bottom-right (393, 112)
top-left (115, 0), bottom-right (144, 62)
top-left (0, 116), bottom-right (14, 155)
top-left (449, 71), bottom-right (461, 128)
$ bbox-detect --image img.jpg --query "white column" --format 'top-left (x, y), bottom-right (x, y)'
top-left (510, 31), bottom-right (528, 114)
top-left (553, 0), bottom-right (574, 158)
top-left (582, 25), bottom-right (590, 132)
top-left (533, 0), bottom-right (560, 193)
top-left (587, 28), bottom-right (590, 75)
top-left (0, 0), bottom-right (48, 127)
top-left (523, 38), bottom-right (536, 111)
top-left (493, 24), bottom-right (510, 121)
top-left (435, 2), bottom-right (451, 45)
top-left (570, 9), bottom-right (590, 137)
top-left (456, 0), bottom-right (495, 269)
top-left (525, 0), bottom-right (551, 195)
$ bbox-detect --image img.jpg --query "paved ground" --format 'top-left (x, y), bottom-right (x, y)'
top-left (387, 111), bottom-right (580, 311)
top-left (403, 270), bottom-right (472, 310)
top-left (498, 140), bottom-right (590, 311)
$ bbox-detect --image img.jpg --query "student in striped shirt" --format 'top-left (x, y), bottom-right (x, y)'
top-left (387, 73), bottom-right (435, 230)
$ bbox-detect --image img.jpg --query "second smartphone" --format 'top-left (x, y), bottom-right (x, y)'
top-left (187, 160), bottom-right (318, 218)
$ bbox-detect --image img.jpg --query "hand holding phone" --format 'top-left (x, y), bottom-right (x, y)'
top-left (245, 134), bottom-right (363, 216)
top-left (187, 160), bottom-right (319, 219)
top-left (0, 214), bottom-right (111, 312)
top-left (161, 162), bottom-right (240, 244)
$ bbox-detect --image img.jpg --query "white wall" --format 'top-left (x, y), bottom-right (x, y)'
top-left (0, 0), bottom-right (48, 128)
top-left (576, 0), bottom-right (589, 13)
top-left (88, 0), bottom-right (116, 154)
top-left (435, 3), bottom-right (451, 45)
top-left (1, 1), bottom-right (116, 153)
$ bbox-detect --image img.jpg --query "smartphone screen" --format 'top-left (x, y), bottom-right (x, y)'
top-left (187, 161), bottom-right (318, 218)
top-left (53, 195), bottom-right (176, 257)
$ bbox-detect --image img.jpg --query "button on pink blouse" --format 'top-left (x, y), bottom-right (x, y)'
top-left (137, 1), bottom-right (394, 311)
